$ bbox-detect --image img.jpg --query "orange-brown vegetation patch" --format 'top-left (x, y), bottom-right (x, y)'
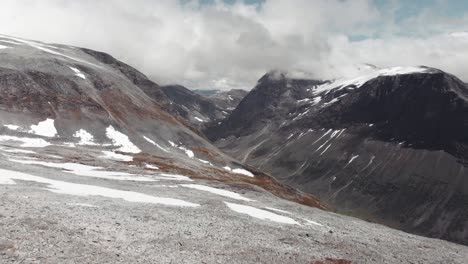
top-left (132, 153), bottom-right (329, 211)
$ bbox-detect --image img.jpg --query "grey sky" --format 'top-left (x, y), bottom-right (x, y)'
top-left (0, 0), bottom-right (467, 90)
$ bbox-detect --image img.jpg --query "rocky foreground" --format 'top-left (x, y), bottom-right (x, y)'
top-left (0, 141), bottom-right (467, 263)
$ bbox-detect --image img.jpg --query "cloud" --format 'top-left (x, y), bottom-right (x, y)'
top-left (0, 0), bottom-right (467, 90)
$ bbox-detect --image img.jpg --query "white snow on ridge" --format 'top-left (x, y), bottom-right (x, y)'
top-left (224, 202), bottom-right (299, 225)
top-left (313, 66), bottom-right (429, 96)
top-left (29, 119), bottom-right (57, 137)
top-left (69, 67), bottom-right (86, 79)
top-left (0, 44), bottom-right (9, 50)
top-left (0, 34), bottom-right (100, 68)
top-left (106, 126), bottom-right (140, 153)
top-left (379, 66), bottom-right (428, 76)
top-left (181, 184), bottom-right (253, 201)
top-left (0, 168), bottom-right (198, 207)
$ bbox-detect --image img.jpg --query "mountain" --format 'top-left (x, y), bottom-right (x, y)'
top-left (161, 86), bottom-right (248, 129)
top-left (1, 35), bottom-right (468, 263)
top-left (205, 66), bottom-right (468, 245)
top-left (160, 85), bottom-right (227, 129)
top-left (204, 89), bottom-right (249, 114)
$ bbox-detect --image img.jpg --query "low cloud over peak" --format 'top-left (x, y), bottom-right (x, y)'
top-left (1, 0), bottom-right (467, 90)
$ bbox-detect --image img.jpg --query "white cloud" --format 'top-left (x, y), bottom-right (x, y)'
top-left (0, 0), bottom-right (467, 90)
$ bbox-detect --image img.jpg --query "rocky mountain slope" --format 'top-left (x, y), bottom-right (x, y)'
top-left (206, 67), bottom-right (468, 245)
top-left (161, 86), bottom-right (247, 130)
top-left (202, 89), bottom-right (248, 112)
top-left (1, 35), bottom-right (468, 263)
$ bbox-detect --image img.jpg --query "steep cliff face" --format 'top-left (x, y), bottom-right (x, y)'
top-left (206, 67), bottom-right (468, 245)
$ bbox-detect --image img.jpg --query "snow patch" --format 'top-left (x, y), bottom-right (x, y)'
top-left (157, 173), bottom-right (193, 182)
top-left (66, 203), bottom-right (98, 208)
top-left (181, 184), bottom-right (253, 201)
top-left (4, 125), bottom-right (20, 131)
top-left (69, 67), bottom-right (86, 79)
top-left (304, 219), bottom-right (325, 227)
top-left (0, 168), bottom-right (198, 207)
top-left (8, 159), bottom-right (155, 182)
top-left (232, 168), bottom-right (254, 177)
top-left (145, 164), bottom-right (159, 170)
top-left (0, 135), bottom-right (51, 148)
top-left (224, 202), bottom-right (299, 225)
top-left (348, 155), bottom-right (359, 164)
top-left (168, 141), bottom-right (194, 158)
top-left (105, 126), bottom-right (140, 153)
top-left (29, 119), bottom-right (57, 137)
top-left (73, 129), bottom-right (96, 145)
top-left (143, 136), bottom-right (169, 152)
top-left (264, 207), bottom-right (292, 215)
top-left (178, 145), bottom-right (194, 158)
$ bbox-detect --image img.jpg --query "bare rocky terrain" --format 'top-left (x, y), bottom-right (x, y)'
top-left (1, 142), bottom-right (468, 264)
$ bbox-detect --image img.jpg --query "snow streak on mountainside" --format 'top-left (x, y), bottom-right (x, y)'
top-left (206, 66), bottom-right (468, 245)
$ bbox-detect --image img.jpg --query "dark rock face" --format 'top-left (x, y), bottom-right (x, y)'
top-left (205, 71), bottom-right (325, 140)
top-left (206, 67), bottom-right (468, 245)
